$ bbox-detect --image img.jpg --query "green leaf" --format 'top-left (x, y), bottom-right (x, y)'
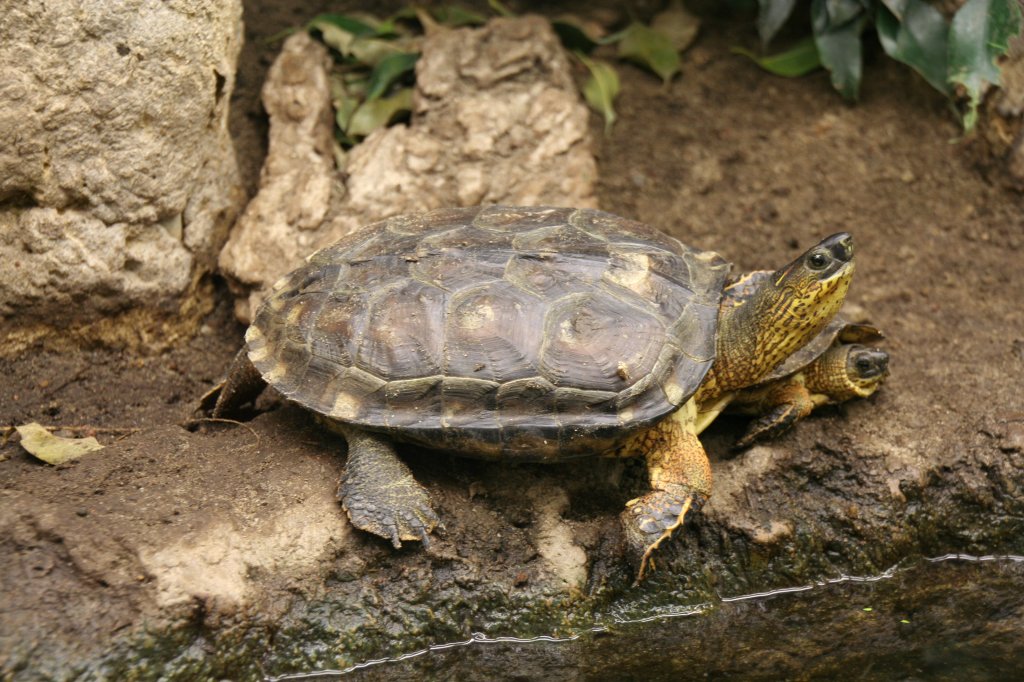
top-left (553, 19), bottom-right (601, 54)
top-left (825, 0), bottom-right (869, 27)
top-left (812, 0), bottom-right (868, 100)
top-left (578, 54), bottom-right (620, 134)
top-left (433, 6), bottom-right (487, 27)
top-left (879, 0), bottom-right (908, 16)
top-left (309, 14), bottom-right (406, 60)
top-left (310, 20), bottom-right (356, 55)
top-left (330, 73), bottom-right (362, 132)
top-left (733, 37), bottom-right (822, 77)
top-left (875, 0), bottom-right (950, 95)
top-left (365, 52), bottom-right (419, 101)
top-left (349, 37), bottom-right (404, 66)
top-left (488, 0), bottom-right (515, 17)
top-left (651, 0), bottom-right (701, 52)
top-left (308, 13), bottom-right (380, 38)
top-left (16, 422), bottom-right (103, 465)
top-left (949, 0), bottom-right (1022, 131)
top-left (618, 22), bottom-right (682, 84)
top-left (758, 0), bottom-right (798, 45)
top-left (347, 88), bottom-right (414, 138)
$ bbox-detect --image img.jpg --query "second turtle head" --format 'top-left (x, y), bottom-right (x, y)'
top-left (806, 343), bottom-right (890, 400)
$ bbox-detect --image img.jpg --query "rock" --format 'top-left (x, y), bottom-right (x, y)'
top-left (974, 34), bottom-right (1024, 190)
top-left (216, 32), bottom-right (338, 322)
top-left (0, 0), bottom-right (246, 354)
top-left (220, 17), bottom-right (597, 321)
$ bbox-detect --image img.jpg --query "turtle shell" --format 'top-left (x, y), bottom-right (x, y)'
top-left (723, 270), bottom-right (884, 383)
top-left (246, 206), bottom-right (730, 460)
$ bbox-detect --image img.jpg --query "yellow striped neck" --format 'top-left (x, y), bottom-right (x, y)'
top-left (697, 273), bottom-right (850, 403)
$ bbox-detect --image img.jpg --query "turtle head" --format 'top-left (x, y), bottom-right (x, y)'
top-left (698, 233), bottom-right (857, 400)
top-left (844, 345), bottom-right (889, 397)
top-left (806, 344), bottom-right (889, 400)
top-left (768, 232), bottom-right (854, 320)
top-left (755, 232), bottom-right (855, 363)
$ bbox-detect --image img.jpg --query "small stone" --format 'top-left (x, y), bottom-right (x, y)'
top-left (1003, 422), bottom-right (1024, 453)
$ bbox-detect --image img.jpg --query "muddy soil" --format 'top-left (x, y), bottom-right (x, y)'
top-left (3, 2), bottom-right (1023, 680)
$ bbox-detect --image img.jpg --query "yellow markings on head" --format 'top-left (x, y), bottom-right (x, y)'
top-left (804, 345), bottom-right (886, 402)
top-left (774, 264), bottom-right (794, 288)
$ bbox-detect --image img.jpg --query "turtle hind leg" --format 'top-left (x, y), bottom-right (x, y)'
top-left (336, 427), bottom-right (440, 549)
top-left (206, 349), bottom-right (266, 418)
top-left (621, 401), bottom-right (711, 581)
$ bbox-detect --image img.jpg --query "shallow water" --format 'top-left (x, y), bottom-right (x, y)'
top-left (268, 554), bottom-right (1024, 681)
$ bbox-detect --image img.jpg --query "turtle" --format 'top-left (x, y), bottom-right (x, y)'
top-left (211, 205), bottom-right (855, 579)
top-left (693, 270), bottom-right (889, 448)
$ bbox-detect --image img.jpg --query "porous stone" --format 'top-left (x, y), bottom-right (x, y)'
top-left (0, 0), bottom-right (246, 353)
top-left (974, 34), bottom-right (1024, 190)
top-left (217, 31), bottom-right (338, 321)
top-left (220, 16), bottom-right (598, 322)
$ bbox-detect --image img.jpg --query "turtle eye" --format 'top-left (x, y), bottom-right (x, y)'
top-left (807, 251), bottom-right (830, 270)
top-left (855, 357), bottom-right (872, 373)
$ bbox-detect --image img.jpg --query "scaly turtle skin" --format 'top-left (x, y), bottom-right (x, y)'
top-left (212, 206), bottom-right (855, 579)
top-left (695, 270), bottom-right (888, 447)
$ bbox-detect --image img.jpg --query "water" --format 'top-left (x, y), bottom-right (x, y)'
top-left (268, 554), bottom-right (1024, 681)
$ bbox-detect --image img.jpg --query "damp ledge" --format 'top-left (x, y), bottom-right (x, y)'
top-left (268, 553), bottom-right (1024, 681)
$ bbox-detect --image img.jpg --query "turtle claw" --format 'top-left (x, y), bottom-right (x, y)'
top-left (337, 474), bottom-right (440, 549)
top-left (622, 489), bottom-right (702, 582)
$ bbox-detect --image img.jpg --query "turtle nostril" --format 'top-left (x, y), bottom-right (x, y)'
top-left (819, 232), bottom-right (853, 262)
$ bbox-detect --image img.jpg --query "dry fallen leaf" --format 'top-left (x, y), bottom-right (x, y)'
top-left (16, 422), bottom-right (103, 465)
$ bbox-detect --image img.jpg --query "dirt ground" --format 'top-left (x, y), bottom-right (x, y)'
top-left (3, 2), bottom-right (1024, 680)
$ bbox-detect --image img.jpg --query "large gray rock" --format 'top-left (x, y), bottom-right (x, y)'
top-left (0, 0), bottom-right (246, 353)
top-left (220, 17), bottom-right (598, 322)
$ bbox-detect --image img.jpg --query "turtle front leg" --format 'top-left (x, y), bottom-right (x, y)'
top-left (734, 382), bottom-right (814, 449)
top-left (622, 400), bottom-right (711, 581)
top-left (336, 426), bottom-right (440, 549)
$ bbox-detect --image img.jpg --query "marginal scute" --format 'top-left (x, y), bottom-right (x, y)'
top-left (553, 386), bottom-right (617, 413)
top-left (331, 391), bottom-right (361, 420)
top-left (440, 376), bottom-right (501, 428)
top-left (384, 376), bottom-right (442, 428)
top-left (248, 206), bottom-right (730, 459)
top-left (663, 379), bottom-right (686, 406)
